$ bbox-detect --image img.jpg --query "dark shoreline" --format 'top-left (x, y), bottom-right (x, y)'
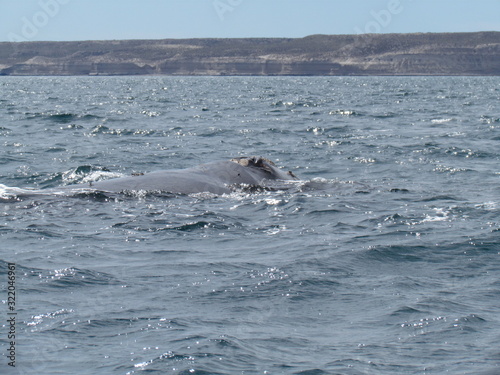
top-left (1, 32), bottom-right (499, 76)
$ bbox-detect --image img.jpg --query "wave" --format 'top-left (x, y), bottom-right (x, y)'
top-left (29, 266), bottom-right (117, 288)
top-left (87, 124), bottom-right (168, 137)
top-left (271, 100), bottom-right (319, 108)
top-left (291, 178), bottom-right (372, 195)
top-left (0, 183), bottom-right (34, 201)
top-left (0, 183), bottom-right (117, 201)
top-left (39, 165), bottom-right (121, 187)
top-left (431, 118), bottom-right (454, 124)
top-left (25, 112), bottom-right (103, 123)
top-left (481, 115), bottom-right (500, 124)
top-left (60, 165), bottom-right (122, 185)
top-left (0, 164), bottom-right (123, 200)
top-left (328, 109), bottom-right (361, 116)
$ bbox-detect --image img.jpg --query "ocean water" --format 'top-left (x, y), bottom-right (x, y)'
top-left (0, 76), bottom-right (499, 375)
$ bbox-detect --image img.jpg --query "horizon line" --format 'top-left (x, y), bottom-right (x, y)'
top-left (1, 30), bottom-right (499, 44)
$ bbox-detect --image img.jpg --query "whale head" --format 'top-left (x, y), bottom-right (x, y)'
top-left (230, 156), bottom-right (298, 181)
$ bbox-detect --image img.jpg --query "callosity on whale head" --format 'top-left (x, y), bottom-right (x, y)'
top-left (230, 156), bottom-right (298, 181)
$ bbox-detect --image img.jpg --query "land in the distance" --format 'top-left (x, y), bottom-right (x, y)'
top-left (0, 32), bottom-right (499, 76)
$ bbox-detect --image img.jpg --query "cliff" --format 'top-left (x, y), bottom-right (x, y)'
top-left (0, 32), bottom-right (499, 76)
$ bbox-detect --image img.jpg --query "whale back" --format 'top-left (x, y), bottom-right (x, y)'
top-left (26, 156), bottom-right (299, 196)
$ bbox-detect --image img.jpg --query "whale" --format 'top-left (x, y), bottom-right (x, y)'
top-left (3, 157), bottom-right (298, 198)
top-left (84, 156), bottom-right (298, 195)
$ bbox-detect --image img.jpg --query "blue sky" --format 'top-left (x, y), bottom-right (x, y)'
top-left (1, 0), bottom-right (499, 42)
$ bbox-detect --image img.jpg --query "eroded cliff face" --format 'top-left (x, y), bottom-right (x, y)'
top-left (1, 32), bottom-right (499, 76)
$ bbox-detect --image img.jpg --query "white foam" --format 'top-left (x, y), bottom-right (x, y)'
top-left (431, 118), bottom-right (453, 124)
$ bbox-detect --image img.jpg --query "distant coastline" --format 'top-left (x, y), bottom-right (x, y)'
top-left (1, 32), bottom-right (499, 76)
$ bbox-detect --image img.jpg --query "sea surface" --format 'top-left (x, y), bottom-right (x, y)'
top-left (0, 76), bottom-right (499, 375)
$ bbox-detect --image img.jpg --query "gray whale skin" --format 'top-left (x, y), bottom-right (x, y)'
top-left (58, 156), bottom-right (298, 195)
